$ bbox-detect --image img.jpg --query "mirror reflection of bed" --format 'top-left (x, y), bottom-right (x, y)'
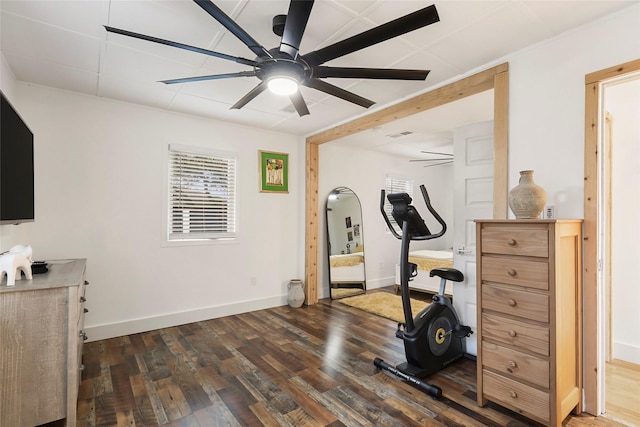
top-left (394, 249), bottom-right (454, 296)
top-left (326, 187), bottom-right (366, 299)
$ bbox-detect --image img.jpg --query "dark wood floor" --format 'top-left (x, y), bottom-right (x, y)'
top-left (75, 293), bottom-right (626, 427)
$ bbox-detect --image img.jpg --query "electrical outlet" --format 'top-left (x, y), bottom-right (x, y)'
top-left (544, 206), bottom-right (555, 219)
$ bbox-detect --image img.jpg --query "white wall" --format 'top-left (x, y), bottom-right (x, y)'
top-left (1, 83), bottom-right (304, 341)
top-left (606, 78), bottom-right (640, 364)
top-left (318, 141), bottom-right (453, 299)
top-left (1, 53), bottom-right (16, 100)
top-left (507, 3), bottom-right (640, 219)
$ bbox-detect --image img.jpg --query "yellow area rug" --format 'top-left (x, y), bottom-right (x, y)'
top-left (337, 292), bottom-right (430, 323)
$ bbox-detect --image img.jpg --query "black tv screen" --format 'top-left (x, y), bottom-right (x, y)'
top-left (1, 91), bottom-right (34, 225)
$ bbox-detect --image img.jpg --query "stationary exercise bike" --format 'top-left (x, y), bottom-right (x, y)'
top-left (373, 185), bottom-right (472, 398)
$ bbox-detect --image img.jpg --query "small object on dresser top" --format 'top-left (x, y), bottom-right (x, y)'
top-left (31, 261), bottom-right (48, 274)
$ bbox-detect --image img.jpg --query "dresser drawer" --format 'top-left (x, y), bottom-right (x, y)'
top-left (482, 341), bottom-right (549, 388)
top-left (483, 370), bottom-right (550, 423)
top-left (482, 284), bottom-right (549, 322)
top-left (481, 227), bottom-right (549, 257)
top-left (481, 256), bottom-right (549, 290)
top-left (482, 313), bottom-right (549, 356)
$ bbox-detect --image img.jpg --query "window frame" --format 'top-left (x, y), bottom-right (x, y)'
top-left (163, 144), bottom-right (238, 245)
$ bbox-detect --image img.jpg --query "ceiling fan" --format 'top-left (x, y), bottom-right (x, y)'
top-left (409, 150), bottom-right (453, 167)
top-left (105, 0), bottom-right (440, 117)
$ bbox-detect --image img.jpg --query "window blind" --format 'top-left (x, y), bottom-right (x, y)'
top-left (168, 146), bottom-right (237, 240)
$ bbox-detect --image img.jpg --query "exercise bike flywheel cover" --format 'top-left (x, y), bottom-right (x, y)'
top-left (428, 316), bottom-right (452, 356)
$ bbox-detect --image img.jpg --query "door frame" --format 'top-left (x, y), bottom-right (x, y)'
top-left (304, 62), bottom-right (510, 304)
top-left (583, 58), bottom-right (640, 414)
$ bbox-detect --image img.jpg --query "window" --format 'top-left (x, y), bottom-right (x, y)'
top-left (384, 176), bottom-right (414, 219)
top-left (167, 145), bottom-right (236, 241)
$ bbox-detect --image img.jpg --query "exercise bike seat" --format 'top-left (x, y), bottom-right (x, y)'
top-left (429, 267), bottom-right (464, 283)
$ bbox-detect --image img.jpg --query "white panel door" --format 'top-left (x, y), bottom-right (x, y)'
top-left (453, 120), bottom-right (494, 356)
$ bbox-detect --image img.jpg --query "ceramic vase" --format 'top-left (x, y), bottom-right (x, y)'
top-left (508, 170), bottom-right (547, 219)
top-left (287, 279), bottom-right (305, 308)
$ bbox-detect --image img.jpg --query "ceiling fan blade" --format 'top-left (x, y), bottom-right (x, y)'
top-left (279, 0), bottom-right (314, 59)
top-left (420, 161), bottom-right (453, 168)
top-left (289, 91), bottom-right (310, 116)
top-left (312, 66), bottom-right (429, 80)
top-left (104, 26), bottom-right (257, 67)
top-left (161, 71), bottom-right (256, 85)
top-left (303, 79), bottom-right (374, 108)
top-left (421, 150), bottom-right (453, 156)
top-left (301, 4), bottom-right (439, 66)
top-left (231, 82), bottom-right (268, 110)
top-left (194, 0), bottom-right (272, 58)
top-left (409, 158), bottom-right (453, 162)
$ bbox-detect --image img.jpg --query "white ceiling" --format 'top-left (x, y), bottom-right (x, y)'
top-left (1, 0), bottom-right (636, 160)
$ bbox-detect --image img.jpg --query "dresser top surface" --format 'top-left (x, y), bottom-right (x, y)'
top-left (0, 258), bottom-right (86, 293)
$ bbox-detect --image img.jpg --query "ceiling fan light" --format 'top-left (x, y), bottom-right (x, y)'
top-left (267, 76), bottom-right (299, 95)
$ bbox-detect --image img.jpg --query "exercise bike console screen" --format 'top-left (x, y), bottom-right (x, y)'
top-left (387, 193), bottom-right (431, 237)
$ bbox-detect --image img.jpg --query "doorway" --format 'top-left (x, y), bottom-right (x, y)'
top-left (601, 72), bottom-right (640, 425)
top-left (583, 58), bottom-right (640, 421)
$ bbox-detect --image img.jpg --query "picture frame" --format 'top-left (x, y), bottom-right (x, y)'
top-left (259, 150), bottom-right (289, 193)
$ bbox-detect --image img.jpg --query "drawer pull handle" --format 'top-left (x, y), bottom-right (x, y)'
top-left (507, 299), bottom-right (517, 307)
top-left (507, 269), bottom-right (517, 277)
top-left (507, 239), bottom-right (517, 246)
top-left (508, 330), bottom-right (517, 337)
top-left (508, 360), bottom-right (517, 368)
top-left (509, 391), bottom-right (518, 399)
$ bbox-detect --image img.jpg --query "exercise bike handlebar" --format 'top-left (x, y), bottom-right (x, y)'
top-left (380, 184), bottom-right (447, 241)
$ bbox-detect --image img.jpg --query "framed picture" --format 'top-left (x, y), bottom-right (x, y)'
top-left (259, 150), bottom-right (289, 193)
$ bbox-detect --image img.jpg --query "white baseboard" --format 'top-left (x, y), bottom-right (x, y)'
top-left (84, 294), bottom-right (288, 342)
top-left (613, 341), bottom-right (640, 364)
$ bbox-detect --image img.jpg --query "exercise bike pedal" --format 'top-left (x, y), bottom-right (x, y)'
top-left (453, 324), bottom-right (473, 338)
top-left (409, 262), bottom-right (418, 281)
top-left (395, 322), bottom-right (406, 339)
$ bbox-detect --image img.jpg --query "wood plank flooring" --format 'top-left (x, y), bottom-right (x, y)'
top-left (74, 294), bottom-right (628, 427)
top-left (605, 359), bottom-right (640, 426)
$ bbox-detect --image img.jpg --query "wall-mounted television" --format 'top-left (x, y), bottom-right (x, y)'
top-left (1, 91), bottom-right (34, 225)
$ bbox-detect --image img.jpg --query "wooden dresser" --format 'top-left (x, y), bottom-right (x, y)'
top-left (0, 259), bottom-right (88, 427)
top-left (475, 220), bottom-right (582, 426)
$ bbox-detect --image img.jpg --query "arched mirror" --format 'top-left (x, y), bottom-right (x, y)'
top-left (326, 187), bottom-right (366, 299)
